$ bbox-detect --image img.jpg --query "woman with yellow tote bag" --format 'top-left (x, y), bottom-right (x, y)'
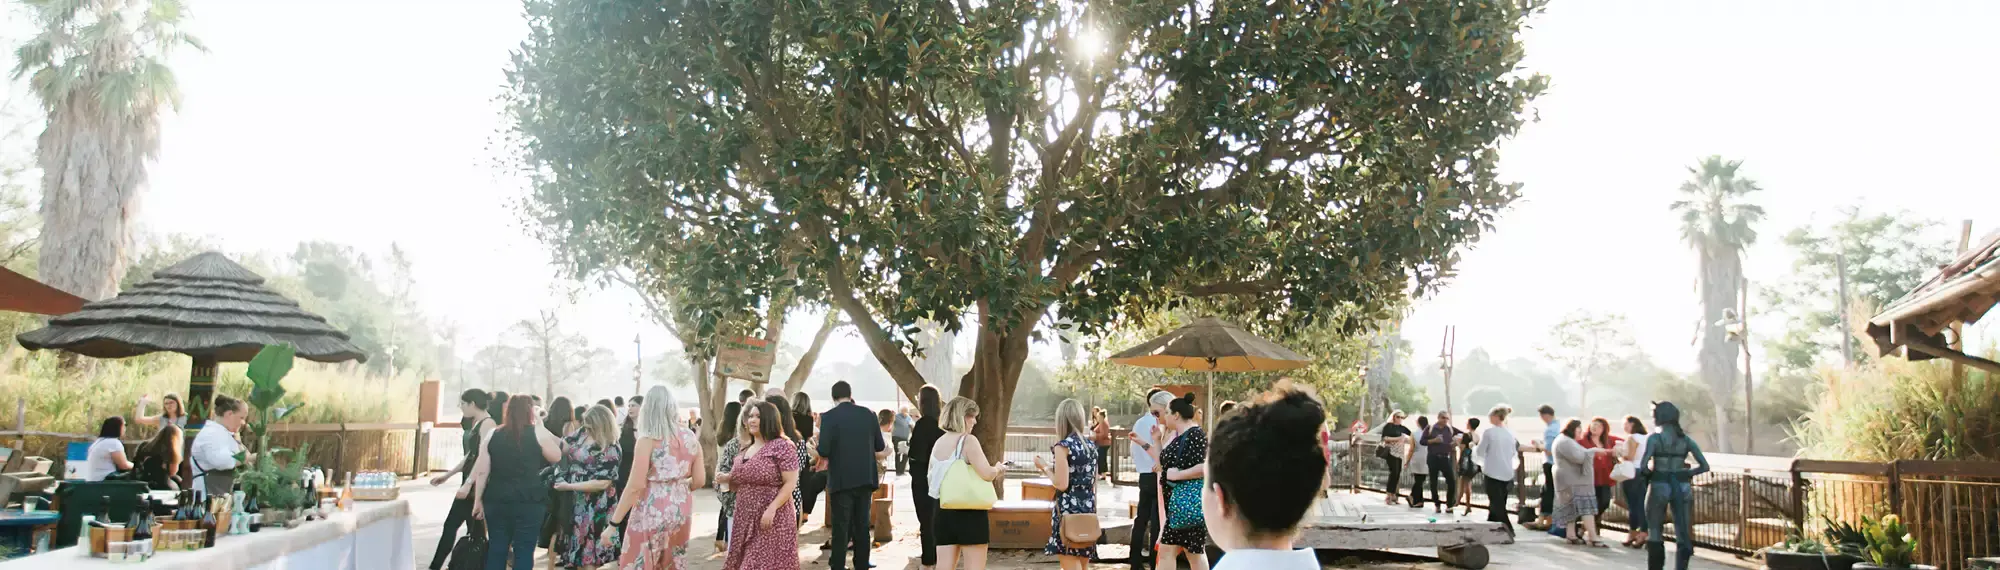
top-left (929, 397), bottom-right (1004, 570)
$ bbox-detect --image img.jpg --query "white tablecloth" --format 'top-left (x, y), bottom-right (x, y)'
top-left (0, 498), bottom-right (414, 570)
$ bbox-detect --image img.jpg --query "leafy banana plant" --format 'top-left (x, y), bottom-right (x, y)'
top-left (239, 344), bottom-right (303, 461)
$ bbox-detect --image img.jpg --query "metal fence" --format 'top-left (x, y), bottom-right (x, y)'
top-left (1342, 435), bottom-right (2000, 569)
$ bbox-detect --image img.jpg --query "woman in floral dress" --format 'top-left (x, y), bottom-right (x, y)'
top-left (1039, 399), bottom-right (1098, 570)
top-left (725, 400), bottom-right (801, 570)
top-left (608, 386), bottom-right (706, 570)
top-left (714, 402), bottom-right (744, 551)
top-left (555, 405), bottom-right (624, 568)
top-left (1157, 393), bottom-right (1210, 570)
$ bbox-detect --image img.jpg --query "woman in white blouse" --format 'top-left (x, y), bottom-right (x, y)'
top-left (84, 417), bottom-right (133, 481)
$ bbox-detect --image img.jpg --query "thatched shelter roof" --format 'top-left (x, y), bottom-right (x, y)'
top-left (1868, 229), bottom-right (2000, 373)
top-left (17, 252), bottom-right (367, 363)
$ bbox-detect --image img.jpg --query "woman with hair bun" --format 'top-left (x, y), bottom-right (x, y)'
top-left (1203, 384), bottom-right (1328, 570)
top-left (1156, 393), bottom-right (1210, 570)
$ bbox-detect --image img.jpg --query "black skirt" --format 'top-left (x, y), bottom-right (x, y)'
top-left (933, 508), bottom-right (990, 546)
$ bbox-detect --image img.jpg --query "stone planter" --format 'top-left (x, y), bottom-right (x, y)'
top-left (1763, 551), bottom-right (1859, 570)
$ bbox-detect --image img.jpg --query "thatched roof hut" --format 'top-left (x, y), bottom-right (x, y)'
top-left (18, 252), bottom-right (366, 363)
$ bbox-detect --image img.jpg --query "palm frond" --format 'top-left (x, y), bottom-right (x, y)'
top-left (11, 37), bottom-right (56, 80)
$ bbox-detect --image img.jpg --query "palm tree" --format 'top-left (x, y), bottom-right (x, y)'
top-left (1670, 155), bottom-right (1765, 453)
top-left (12, 0), bottom-right (203, 301)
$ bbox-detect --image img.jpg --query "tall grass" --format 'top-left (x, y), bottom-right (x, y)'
top-left (1793, 352), bottom-right (1999, 462)
top-left (0, 348), bottom-right (422, 462)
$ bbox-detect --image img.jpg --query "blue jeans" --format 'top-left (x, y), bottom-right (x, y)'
top-left (1621, 479), bottom-right (1649, 531)
top-left (484, 501), bottom-right (548, 570)
top-left (1645, 480), bottom-right (1694, 570)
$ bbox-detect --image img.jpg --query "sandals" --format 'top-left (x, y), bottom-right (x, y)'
top-left (1587, 540), bottom-right (1610, 548)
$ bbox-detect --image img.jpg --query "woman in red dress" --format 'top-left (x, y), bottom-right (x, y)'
top-left (725, 400), bottom-right (801, 570)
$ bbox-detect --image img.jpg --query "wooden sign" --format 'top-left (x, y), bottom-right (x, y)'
top-left (716, 336), bottom-right (776, 381)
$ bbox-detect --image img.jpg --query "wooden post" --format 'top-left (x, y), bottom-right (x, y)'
top-left (1888, 461), bottom-right (1903, 518)
top-left (1951, 220), bottom-right (1973, 393)
top-left (1738, 473), bottom-right (1753, 550)
top-left (415, 380), bottom-right (439, 475)
top-left (335, 424), bottom-right (348, 479)
top-left (12, 398), bottom-right (23, 451)
top-left (187, 356), bottom-right (219, 434)
top-left (1789, 462), bottom-right (1807, 533)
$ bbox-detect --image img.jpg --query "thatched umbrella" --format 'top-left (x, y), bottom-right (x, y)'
top-left (17, 252), bottom-right (365, 429)
top-left (1109, 316), bottom-right (1311, 424)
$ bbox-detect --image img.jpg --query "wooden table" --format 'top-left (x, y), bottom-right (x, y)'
top-left (1297, 492), bottom-right (1510, 569)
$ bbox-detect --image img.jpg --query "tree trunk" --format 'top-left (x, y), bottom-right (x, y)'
top-left (36, 109), bottom-right (139, 304)
top-left (1697, 244), bottom-right (1741, 453)
top-left (959, 312), bottom-right (1032, 466)
top-left (784, 310), bottom-right (841, 395)
top-left (693, 355), bottom-right (724, 486)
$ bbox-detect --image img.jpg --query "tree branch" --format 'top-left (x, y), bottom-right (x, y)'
top-left (1185, 279), bottom-right (1285, 297)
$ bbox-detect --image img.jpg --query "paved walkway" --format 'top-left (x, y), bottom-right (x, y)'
top-left (404, 475), bottom-right (1754, 570)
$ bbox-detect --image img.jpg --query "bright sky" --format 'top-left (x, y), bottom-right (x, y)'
top-left (10, 2), bottom-right (1999, 379)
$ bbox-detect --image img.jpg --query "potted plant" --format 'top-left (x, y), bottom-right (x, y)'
top-left (1853, 514), bottom-right (1933, 570)
top-left (233, 345), bottom-right (312, 528)
top-left (1824, 516), bottom-right (1867, 559)
top-left (1763, 530), bottom-right (1857, 570)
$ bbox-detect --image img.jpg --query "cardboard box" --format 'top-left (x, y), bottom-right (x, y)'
top-left (989, 500), bottom-right (1054, 549)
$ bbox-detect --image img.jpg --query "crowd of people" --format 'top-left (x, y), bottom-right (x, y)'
top-left (70, 378), bottom-right (1713, 570)
top-left (398, 378), bottom-right (1348, 570)
top-left (1373, 401), bottom-right (1712, 570)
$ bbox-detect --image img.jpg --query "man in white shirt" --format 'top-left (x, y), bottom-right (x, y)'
top-left (1474, 404), bottom-right (1538, 540)
top-left (191, 395), bottom-right (251, 496)
top-left (1125, 389), bottom-right (1174, 568)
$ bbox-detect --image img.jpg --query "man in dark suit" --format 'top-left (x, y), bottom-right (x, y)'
top-left (816, 381), bottom-right (889, 570)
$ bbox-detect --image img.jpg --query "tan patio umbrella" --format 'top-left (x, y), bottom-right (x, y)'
top-left (1108, 316), bottom-right (1311, 423)
top-left (18, 252), bottom-right (366, 431)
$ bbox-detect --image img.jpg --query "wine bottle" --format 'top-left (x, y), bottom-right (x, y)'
top-left (199, 498), bottom-right (218, 548)
top-left (132, 497), bottom-right (153, 558)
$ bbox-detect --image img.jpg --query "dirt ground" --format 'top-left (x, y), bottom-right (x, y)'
top-left (404, 475), bottom-right (1753, 570)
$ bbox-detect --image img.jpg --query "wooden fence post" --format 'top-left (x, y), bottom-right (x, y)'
top-left (1738, 472), bottom-right (1753, 550)
top-left (1889, 461), bottom-right (1904, 518)
top-left (1789, 461), bottom-right (1807, 532)
top-left (415, 380), bottom-right (439, 476)
top-left (335, 424), bottom-right (348, 479)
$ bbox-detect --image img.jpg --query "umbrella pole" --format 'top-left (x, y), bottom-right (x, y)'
top-left (1206, 371), bottom-right (1214, 430)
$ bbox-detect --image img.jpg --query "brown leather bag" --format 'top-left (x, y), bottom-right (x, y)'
top-left (1060, 513), bottom-right (1100, 549)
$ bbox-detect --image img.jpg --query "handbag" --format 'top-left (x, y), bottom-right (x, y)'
top-left (446, 534), bottom-right (487, 570)
top-left (1165, 479), bottom-right (1204, 530)
top-left (937, 436), bottom-right (997, 510)
top-left (1060, 513), bottom-right (1100, 549)
top-left (1610, 439), bottom-right (1639, 482)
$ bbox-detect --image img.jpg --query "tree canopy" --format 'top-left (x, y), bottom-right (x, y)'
top-left (507, 0), bottom-right (1547, 449)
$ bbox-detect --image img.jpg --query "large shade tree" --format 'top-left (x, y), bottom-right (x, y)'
top-left (12, 0), bottom-right (203, 302)
top-left (1671, 155), bottom-right (1765, 453)
top-left (507, 0), bottom-right (1548, 456)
